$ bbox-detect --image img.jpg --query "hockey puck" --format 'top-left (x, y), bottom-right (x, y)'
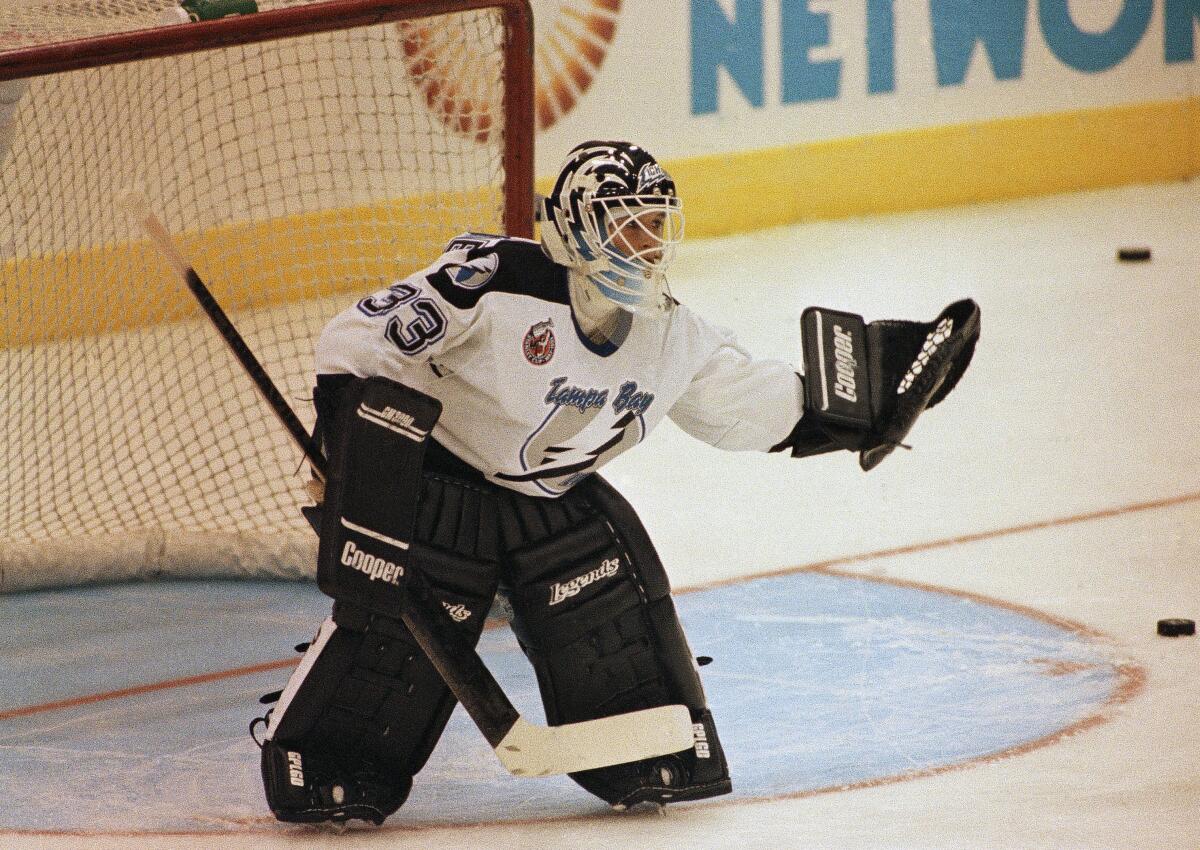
top-left (1117, 246), bottom-right (1151, 262)
top-left (1156, 618), bottom-right (1195, 637)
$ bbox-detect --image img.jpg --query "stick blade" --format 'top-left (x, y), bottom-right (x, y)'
top-left (494, 704), bottom-right (694, 777)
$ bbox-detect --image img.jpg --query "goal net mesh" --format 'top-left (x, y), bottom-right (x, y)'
top-left (1, 0), bottom-right (527, 588)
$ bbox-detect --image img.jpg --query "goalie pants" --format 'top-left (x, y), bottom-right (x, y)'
top-left (267, 435), bottom-right (731, 809)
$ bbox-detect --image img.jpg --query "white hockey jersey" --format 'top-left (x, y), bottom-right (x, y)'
top-left (315, 234), bottom-right (804, 498)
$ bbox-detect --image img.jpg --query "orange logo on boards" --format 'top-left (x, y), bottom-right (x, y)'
top-left (398, 0), bottom-right (621, 142)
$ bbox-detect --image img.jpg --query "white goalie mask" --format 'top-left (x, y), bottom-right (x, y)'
top-left (541, 141), bottom-right (684, 315)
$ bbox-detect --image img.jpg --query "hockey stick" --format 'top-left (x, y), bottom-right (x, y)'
top-left (121, 191), bottom-right (694, 777)
top-left (121, 191), bottom-right (329, 481)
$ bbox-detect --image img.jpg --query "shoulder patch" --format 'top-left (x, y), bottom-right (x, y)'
top-left (442, 252), bottom-right (500, 290)
top-left (426, 235), bottom-right (568, 310)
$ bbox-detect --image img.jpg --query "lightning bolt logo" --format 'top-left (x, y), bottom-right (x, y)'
top-left (498, 410), bottom-right (641, 493)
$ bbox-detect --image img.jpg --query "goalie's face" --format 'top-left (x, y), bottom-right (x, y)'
top-left (603, 205), bottom-right (681, 267)
top-left (585, 195), bottom-right (683, 314)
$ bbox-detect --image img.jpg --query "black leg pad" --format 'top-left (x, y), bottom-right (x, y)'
top-left (260, 543), bottom-right (498, 824)
top-left (506, 476), bottom-right (731, 808)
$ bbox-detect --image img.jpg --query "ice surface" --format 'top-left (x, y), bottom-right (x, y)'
top-left (4, 181), bottom-right (1199, 849)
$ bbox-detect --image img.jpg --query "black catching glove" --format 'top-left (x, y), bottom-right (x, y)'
top-left (775, 299), bottom-right (980, 470)
top-left (859, 299), bottom-right (979, 469)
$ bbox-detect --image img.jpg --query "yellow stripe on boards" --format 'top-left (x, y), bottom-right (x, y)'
top-left (8, 98), bottom-right (1197, 347)
top-left (3, 189), bottom-right (499, 347)
top-left (667, 97), bottom-right (1200, 238)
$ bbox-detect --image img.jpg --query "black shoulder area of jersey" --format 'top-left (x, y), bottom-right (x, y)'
top-left (426, 233), bottom-right (568, 310)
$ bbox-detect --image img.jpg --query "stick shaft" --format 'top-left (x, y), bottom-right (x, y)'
top-left (133, 203), bottom-right (327, 480)
top-left (180, 267), bottom-right (327, 480)
top-left (398, 568), bottom-right (519, 746)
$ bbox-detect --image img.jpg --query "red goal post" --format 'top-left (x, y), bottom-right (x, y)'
top-left (0, 0), bottom-right (533, 590)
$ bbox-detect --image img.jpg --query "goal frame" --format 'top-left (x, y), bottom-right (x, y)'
top-left (0, 0), bottom-right (535, 239)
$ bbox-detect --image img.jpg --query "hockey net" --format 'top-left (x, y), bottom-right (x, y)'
top-left (0, 0), bottom-right (533, 590)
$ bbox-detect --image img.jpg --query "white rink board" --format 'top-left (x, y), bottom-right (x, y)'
top-left (535, 0), bottom-right (1200, 171)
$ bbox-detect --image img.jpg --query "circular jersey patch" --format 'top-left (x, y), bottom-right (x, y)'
top-left (523, 319), bottom-right (556, 365)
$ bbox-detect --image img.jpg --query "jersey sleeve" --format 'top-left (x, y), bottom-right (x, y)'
top-left (314, 236), bottom-right (502, 379)
top-left (667, 317), bottom-right (805, 452)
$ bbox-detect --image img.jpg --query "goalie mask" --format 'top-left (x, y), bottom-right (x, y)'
top-left (541, 141), bottom-right (684, 315)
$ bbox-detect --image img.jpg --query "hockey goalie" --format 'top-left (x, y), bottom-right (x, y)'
top-left (252, 140), bottom-right (980, 824)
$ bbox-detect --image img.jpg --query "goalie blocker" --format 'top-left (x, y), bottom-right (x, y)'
top-left (776, 299), bottom-right (980, 468)
top-left (315, 377), bottom-right (441, 613)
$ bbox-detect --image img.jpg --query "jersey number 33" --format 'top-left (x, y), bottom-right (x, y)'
top-left (356, 282), bottom-right (448, 356)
